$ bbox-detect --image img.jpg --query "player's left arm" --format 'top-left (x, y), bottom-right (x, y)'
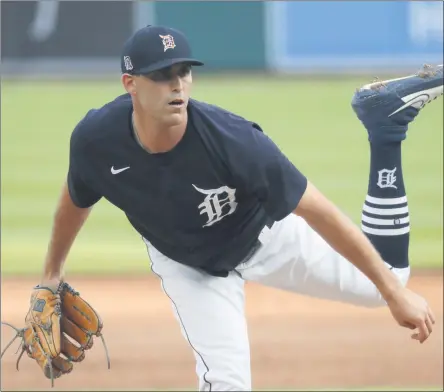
top-left (294, 181), bottom-right (435, 343)
top-left (239, 123), bottom-right (397, 298)
top-left (234, 122), bottom-right (434, 343)
top-left (293, 181), bottom-right (402, 297)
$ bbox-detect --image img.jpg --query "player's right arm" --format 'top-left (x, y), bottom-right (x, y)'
top-left (41, 115), bottom-right (102, 287)
top-left (41, 182), bottom-right (93, 286)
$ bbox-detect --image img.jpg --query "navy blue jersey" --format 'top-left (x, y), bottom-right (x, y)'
top-left (67, 94), bottom-right (307, 276)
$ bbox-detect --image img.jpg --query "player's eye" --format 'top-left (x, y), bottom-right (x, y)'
top-left (146, 64), bottom-right (191, 82)
top-left (146, 69), bottom-right (171, 82)
top-left (178, 64), bottom-right (192, 77)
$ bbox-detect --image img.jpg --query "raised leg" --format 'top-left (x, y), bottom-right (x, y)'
top-left (237, 213), bottom-right (408, 307)
top-left (238, 65), bottom-right (443, 307)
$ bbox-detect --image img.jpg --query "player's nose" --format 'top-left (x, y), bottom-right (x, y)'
top-left (170, 74), bottom-right (183, 92)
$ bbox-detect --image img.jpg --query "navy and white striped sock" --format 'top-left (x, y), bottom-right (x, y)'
top-left (362, 142), bottom-right (410, 269)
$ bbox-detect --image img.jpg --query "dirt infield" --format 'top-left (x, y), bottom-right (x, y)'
top-left (1, 272), bottom-right (442, 391)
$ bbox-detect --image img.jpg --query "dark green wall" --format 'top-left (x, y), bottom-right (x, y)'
top-left (156, 1), bottom-right (266, 70)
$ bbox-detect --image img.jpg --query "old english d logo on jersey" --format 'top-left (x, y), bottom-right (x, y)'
top-left (159, 34), bottom-right (176, 52)
top-left (193, 184), bottom-right (238, 227)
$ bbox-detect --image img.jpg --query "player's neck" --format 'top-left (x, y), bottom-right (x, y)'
top-left (132, 110), bottom-right (187, 154)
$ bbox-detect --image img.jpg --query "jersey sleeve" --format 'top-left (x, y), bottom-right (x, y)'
top-left (67, 118), bottom-right (102, 208)
top-left (233, 123), bottom-right (308, 221)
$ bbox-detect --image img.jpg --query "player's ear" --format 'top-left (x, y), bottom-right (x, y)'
top-left (121, 74), bottom-right (137, 96)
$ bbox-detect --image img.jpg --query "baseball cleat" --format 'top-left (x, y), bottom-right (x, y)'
top-left (351, 64), bottom-right (443, 143)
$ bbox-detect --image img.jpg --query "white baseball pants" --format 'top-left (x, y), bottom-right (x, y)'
top-left (144, 213), bottom-right (410, 391)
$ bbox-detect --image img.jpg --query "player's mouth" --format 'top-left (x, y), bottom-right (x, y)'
top-left (168, 99), bottom-right (185, 108)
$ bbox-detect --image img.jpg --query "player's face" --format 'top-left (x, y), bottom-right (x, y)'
top-left (125, 63), bottom-right (193, 126)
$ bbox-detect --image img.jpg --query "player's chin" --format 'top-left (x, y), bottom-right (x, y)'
top-left (165, 102), bottom-right (187, 117)
top-left (162, 111), bottom-right (186, 127)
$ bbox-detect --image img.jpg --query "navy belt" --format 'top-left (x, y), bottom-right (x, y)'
top-left (202, 218), bottom-right (275, 278)
top-left (238, 218), bottom-right (275, 265)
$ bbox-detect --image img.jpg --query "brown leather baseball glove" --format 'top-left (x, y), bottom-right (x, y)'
top-left (1, 281), bottom-right (110, 387)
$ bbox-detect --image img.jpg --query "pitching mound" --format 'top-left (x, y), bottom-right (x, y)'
top-left (1, 272), bottom-right (442, 391)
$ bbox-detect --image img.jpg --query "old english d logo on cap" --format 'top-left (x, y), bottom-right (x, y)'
top-left (159, 34), bottom-right (176, 52)
top-left (123, 56), bottom-right (133, 71)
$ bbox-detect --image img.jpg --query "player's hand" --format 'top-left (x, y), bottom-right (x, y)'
top-left (385, 286), bottom-right (435, 343)
top-left (40, 277), bottom-right (61, 289)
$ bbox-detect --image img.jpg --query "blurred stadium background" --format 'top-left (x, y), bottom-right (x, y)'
top-left (1, 1), bottom-right (443, 391)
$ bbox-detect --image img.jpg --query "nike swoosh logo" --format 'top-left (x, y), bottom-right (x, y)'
top-left (388, 85), bottom-right (443, 117)
top-left (388, 92), bottom-right (430, 117)
top-left (111, 166), bottom-right (130, 175)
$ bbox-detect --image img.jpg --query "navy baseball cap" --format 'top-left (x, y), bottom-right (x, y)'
top-left (121, 25), bottom-right (204, 75)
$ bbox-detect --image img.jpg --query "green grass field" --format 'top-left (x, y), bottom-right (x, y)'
top-left (1, 75), bottom-right (443, 276)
